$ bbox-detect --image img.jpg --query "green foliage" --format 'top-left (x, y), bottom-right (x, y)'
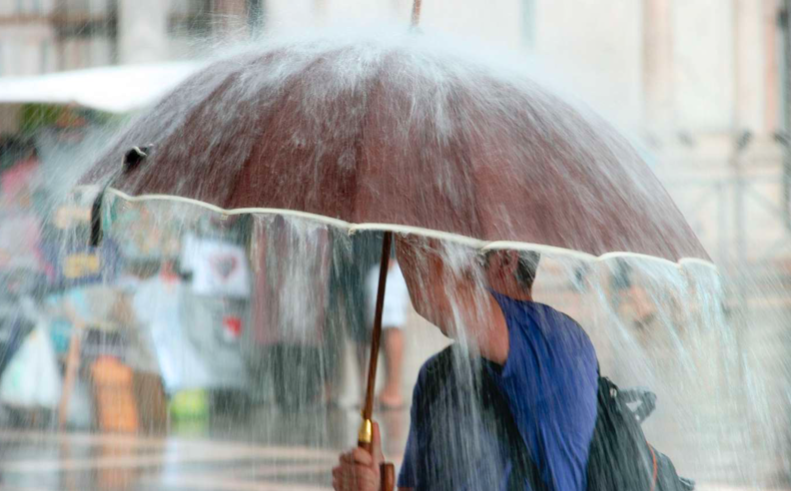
top-left (17, 103), bottom-right (122, 135)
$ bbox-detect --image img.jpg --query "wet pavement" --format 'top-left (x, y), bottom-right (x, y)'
top-left (0, 406), bottom-right (379, 491)
top-left (0, 399), bottom-right (787, 491)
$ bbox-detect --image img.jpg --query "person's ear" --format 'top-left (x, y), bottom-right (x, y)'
top-left (499, 251), bottom-right (519, 269)
top-left (503, 250), bottom-right (520, 277)
top-left (486, 250), bottom-right (514, 278)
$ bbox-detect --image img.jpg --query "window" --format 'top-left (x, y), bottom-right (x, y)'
top-left (40, 41), bottom-right (51, 73)
top-left (169, 0), bottom-right (214, 37)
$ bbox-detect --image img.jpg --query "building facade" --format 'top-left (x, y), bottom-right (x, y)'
top-left (0, 0), bottom-right (789, 267)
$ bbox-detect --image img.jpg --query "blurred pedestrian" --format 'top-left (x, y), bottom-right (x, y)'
top-left (363, 255), bottom-right (409, 409)
top-left (249, 217), bottom-right (331, 410)
top-left (323, 231), bottom-right (382, 407)
top-left (0, 137), bottom-right (44, 276)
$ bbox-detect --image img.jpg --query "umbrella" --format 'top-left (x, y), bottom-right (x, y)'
top-left (81, 7), bottom-right (709, 489)
top-left (81, 47), bottom-right (708, 263)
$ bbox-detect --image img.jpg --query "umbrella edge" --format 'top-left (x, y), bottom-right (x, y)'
top-left (97, 186), bottom-right (717, 271)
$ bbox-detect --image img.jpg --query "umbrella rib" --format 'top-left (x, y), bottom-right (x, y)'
top-left (228, 50), bottom-right (350, 209)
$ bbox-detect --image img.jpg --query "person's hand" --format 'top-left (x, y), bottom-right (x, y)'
top-left (332, 421), bottom-right (384, 491)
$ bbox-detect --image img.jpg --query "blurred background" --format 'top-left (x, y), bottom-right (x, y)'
top-left (0, 1), bottom-right (790, 490)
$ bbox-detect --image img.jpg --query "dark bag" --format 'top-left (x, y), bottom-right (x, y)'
top-left (586, 376), bottom-right (695, 491)
top-left (423, 346), bottom-right (694, 491)
top-left (421, 346), bottom-right (548, 491)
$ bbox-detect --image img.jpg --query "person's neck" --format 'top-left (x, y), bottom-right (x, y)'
top-left (476, 288), bottom-right (531, 366)
top-left (491, 288), bottom-right (533, 302)
top-left (451, 284), bottom-right (532, 366)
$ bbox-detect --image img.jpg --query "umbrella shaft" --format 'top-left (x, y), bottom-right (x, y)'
top-left (362, 231), bottom-right (393, 422)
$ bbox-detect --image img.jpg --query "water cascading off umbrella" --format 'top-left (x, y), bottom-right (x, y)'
top-left (80, 13), bottom-right (711, 491)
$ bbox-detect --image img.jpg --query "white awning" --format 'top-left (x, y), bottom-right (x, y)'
top-left (0, 62), bottom-right (202, 113)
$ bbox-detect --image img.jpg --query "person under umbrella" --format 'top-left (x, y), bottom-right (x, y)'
top-left (333, 243), bottom-right (597, 491)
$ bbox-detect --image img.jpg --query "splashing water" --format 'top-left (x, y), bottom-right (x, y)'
top-left (0, 27), bottom-right (787, 491)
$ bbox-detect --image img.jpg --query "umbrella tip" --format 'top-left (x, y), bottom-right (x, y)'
top-left (123, 145), bottom-right (151, 173)
top-left (410, 0), bottom-right (422, 30)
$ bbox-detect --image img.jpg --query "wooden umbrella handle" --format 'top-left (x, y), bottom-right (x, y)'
top-left (354, 441), bottom-right (395, 491)
top-left (380, 463), bottom-right (396, 491)
top-left (357, 232), bottom-right (395, 491)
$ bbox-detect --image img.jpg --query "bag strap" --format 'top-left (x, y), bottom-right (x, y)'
top-left (479, 366), bottom-right (551, 491)
top-left (425, 346), bottom-right (550, 491)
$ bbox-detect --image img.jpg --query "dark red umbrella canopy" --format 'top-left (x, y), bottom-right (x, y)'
top-left (84, 35), bottom-right (709, 263)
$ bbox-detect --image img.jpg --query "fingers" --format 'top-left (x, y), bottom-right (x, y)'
top-left (332, 423), bottom-right (386, 491)
top-left (339, 448), bottom-right (374, 467)
top-left (332, 463), bottom-right (379, 491)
